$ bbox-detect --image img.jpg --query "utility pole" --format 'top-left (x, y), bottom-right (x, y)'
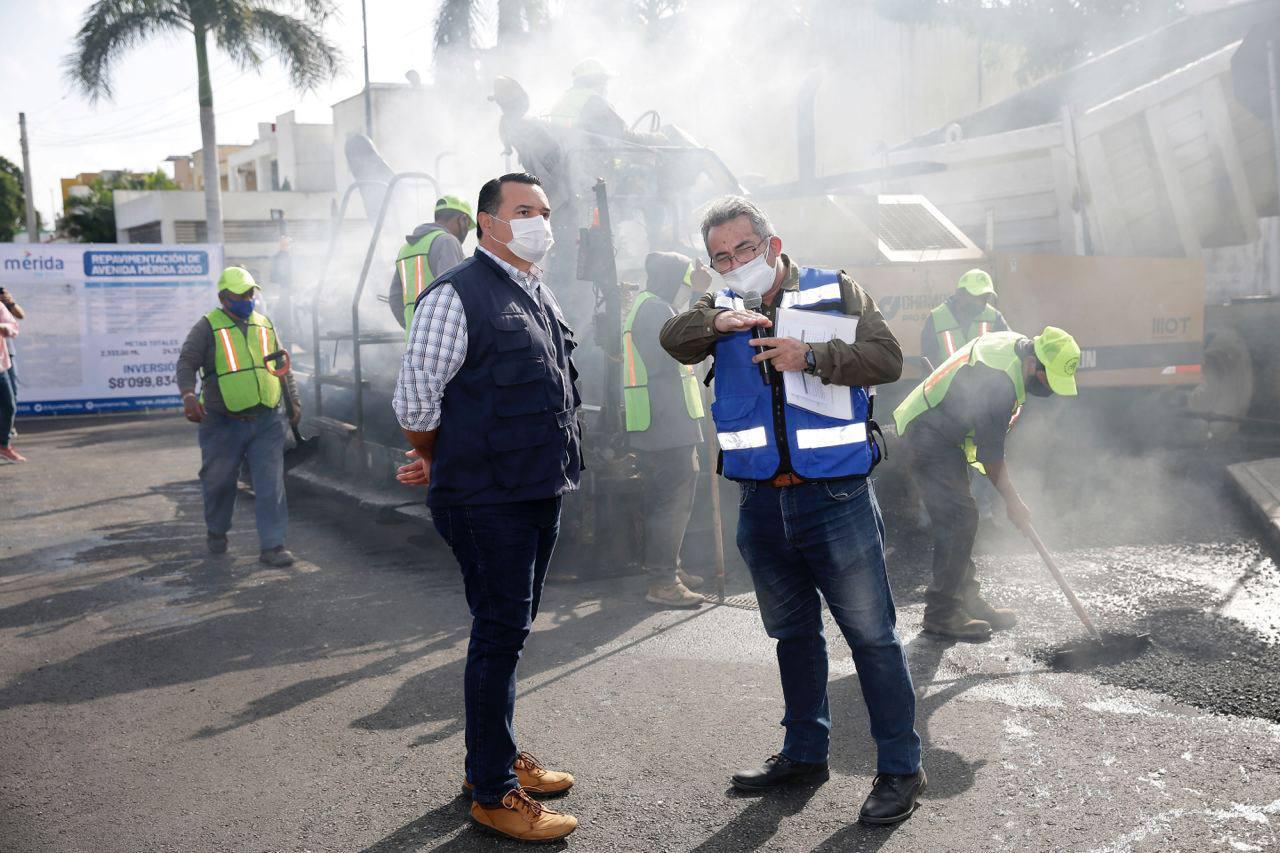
top-left (18, 112), bottom-right (38, 242)
top-left (361, 0), bottom-right (372, 138)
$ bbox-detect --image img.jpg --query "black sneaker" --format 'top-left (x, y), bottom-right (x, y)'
top-left (859, 769), bottom-right (926, 825)
top-left (730, 754), bottom-right (829, 792)
top-left (207, 533), bottom-right (227, 555)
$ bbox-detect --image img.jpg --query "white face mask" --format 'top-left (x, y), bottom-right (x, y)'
top-left (493, 215), bottom-right (554, 263)
top-left (721, 242), bottom-right (777, 296)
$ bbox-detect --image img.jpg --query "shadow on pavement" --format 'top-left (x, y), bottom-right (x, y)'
top-left (688, 783), bottom-right (824, 852)
top-left (356, 793), bottom-right (472, 852)
top-left (0, 473), bottom-right (671, 755)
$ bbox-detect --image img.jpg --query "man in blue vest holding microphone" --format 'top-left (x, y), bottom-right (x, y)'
top-left (660, 197), bottom-right (924, 825)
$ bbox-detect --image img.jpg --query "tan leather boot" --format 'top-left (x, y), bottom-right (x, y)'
top-left (922, 609), bottom-right (992, 642)
top-left (677, 568), bottom-right (705, 590)
top-left (470, 788), bottom-right (578, 842)
top-left (463, 751), bottom-right (574, 798)
top-left (645, 580), bottom-right (704, 608)
top-left (514, 751), bottom-right (574, 795)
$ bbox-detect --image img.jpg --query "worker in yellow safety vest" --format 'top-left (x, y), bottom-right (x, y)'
top-left (622, 251), bottom-right (709, 609)
top-left (544, 58), bottom-right (668, 144)
top-left (176, 266), bottom-right (302, 566)
top-left (893, 327), bottom-right (1081, 641)
top-left (918, 268), bottom-right (1012, 525)
top-left (390, 196), bottom-right (474, 337)
top-left (919, 269), bottom-right (1008, 368)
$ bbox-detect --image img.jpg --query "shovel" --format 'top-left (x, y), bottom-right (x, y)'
top-left (266, 349), bottom-right (319, 470)
top-left (1022, 521), bottom-right (1151, 670)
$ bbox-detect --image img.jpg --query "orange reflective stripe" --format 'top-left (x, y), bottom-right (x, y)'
top-left (624, 334), bottom-right (638, 386)
top-left (979, 322), bottom-right (990, 335)
top-left (258, 325), bottom-right (270, 358)
top-left (415, 255), bottom-right (424, 299)
top-left (924, 353), bottom-right (965, 394)
top-left (943, 330), bottom-right (956, 355)
top-left (217, 327), bottom-right (239, 373)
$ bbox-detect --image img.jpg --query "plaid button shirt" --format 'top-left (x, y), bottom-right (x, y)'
top-left (392, 247), bottom-right (547, 431)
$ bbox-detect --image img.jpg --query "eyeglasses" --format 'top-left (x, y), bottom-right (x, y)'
top-left (709, 236), bottom-right (769, 274)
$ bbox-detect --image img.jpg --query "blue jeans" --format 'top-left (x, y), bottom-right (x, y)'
top-left (737, 477), bottom-right (921, 775)
top-left (0, 367), bottom-right (14, 448)
top-left (197, 410), bottom-right (288, 549)
top-left (431, 498), bottom-right (562, 805)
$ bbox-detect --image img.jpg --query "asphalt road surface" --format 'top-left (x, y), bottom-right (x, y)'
top-left (2, 415), bottom-right (1279, 852)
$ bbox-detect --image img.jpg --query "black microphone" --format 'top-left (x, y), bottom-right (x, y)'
top-left (742, 290), bottom-right (772, 385)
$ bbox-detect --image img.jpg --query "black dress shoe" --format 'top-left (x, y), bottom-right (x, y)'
top-left (859, 769), bottom-right (926, 825)
top-left (731, 753), bottom-right (829, 792)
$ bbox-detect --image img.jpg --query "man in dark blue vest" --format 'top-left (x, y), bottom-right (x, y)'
top-left (392, 173), bottom-right (582, 844)
top-left (661, 197), bottom-right (924, 826)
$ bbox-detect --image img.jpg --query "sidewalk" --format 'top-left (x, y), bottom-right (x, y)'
top-left (2, 414), bottom-right (1279, 852)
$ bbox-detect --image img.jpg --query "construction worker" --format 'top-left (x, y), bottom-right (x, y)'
top-left (544, 58), bottom-right (666, 144)
top-left (623, 251), bottom-right (708, 608)
top-left (920, 269), bottom-right (1008, 367)
top-left (176, 267), bottom-right (301, 566)
top-left (661, 196), bottom-right (924, 826)
top-left (893, 327), bottom-right (1081, 641)
top-left (388, 196), bottom-right (473, 335)
top-left (920, 268), bottom-right (1011, 524)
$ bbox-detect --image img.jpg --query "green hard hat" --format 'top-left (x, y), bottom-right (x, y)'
top-left (1034, 326), bottom-right (1081, 397)
top-left (436, 195), bottom-right (475, 230)
top-left (957, 268), bottom-right (995, 297)
top-left (217, 266), bottom-right (259, 295)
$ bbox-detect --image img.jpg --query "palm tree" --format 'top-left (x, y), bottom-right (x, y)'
top-left (65, 1), bottom-right (343, 246)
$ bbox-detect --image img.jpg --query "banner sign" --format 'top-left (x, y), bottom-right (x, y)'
top-left (0, 244), bottom-right (224, 415)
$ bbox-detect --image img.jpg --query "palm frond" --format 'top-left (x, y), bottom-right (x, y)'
top-left (241, 6), bottom-right (342, 91)
top-left (435, 0), bottom-right (477, 54)
top-left (63, 0), bottom-right (188, 102)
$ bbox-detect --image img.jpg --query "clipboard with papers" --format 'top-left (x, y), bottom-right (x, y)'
top-left (774, 307), bottom-right (859, 419)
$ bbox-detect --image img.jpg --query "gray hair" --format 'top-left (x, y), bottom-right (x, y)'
top-left (700, 196), bottom-right (774, 249)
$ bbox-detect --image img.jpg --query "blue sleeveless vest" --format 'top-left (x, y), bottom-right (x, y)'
top-left (710, 267), bottom-right (875, 481)
top-left (418, 250), bottom-right (582, 507)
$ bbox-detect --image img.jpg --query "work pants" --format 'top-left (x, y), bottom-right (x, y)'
top-left (911, 432), bottom-right (983, 618)
top-left (198, 410), bottom-right (288, 549)
top-left (431, 497), bottom-right (562, 806)
top-left (736, 477), bottom-right (921, 775)
top-left (637, 445), bottom-right (699, 584)
top-left (0, 367), bottom-right (14, 448)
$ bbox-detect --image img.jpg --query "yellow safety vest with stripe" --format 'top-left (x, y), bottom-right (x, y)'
top-left (397, 229), bottom-right (445, 338)
top-left (931, 301), bottom-right (1002, 358)
top-left (893, 331), bottom-right (1026, 471)
top-left (544, 87), bottom-right (595, 128)
top-left (203, 308), bottom-right (282, 412)
top-left (622, 291), bottom-right (705, 431)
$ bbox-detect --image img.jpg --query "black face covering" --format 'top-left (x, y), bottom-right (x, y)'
top-left (1026, 372), bottom-right (1053, 397)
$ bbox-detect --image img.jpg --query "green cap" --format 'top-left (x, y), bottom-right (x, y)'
top-left (1034, 326), bottom-right (1081, 396)
top-left (436, 195), bottom-right (475, 230)
top-left (957, 268), bottom-right (995, 297)
top-left (217, 266), bottom-right (258, 295)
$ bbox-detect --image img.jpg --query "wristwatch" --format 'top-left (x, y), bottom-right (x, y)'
top-left (803, 345), bottom-right (818, 375)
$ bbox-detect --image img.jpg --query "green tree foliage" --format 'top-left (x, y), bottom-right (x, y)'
top-left (0, 157), bottom-right (26, 242)
top-left (59, 170), bottom-right (178, 244)
top-left (64, 1), bottom-right (343, 244)
top-left (874, 0), bottom-right (1185, 81)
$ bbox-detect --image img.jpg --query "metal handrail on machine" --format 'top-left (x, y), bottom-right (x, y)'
top-left (309, 179), bottom-right (387, 420)
top-left (349, 172), bottom-right (440, 441)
